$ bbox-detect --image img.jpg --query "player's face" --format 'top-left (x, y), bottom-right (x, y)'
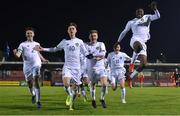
top-left (136, 9), bottom-right (144, 18)
top-left (26, 30), bottom-right (34, 41)
top-left (67, 26), bottom-right (77, 38)
top-left (89, 33), bottom-right (98, 43)
top-left (114, 45), bottom-right (121, 51)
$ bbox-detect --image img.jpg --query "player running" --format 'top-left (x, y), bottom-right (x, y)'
top-left (34, 22), bottom-right (91, 110)
top-left (85, 30), bottom-right (108, 108)
top-left (13, 27), bottom-right (48, 109)
top-left (107, 42), bottom-right (131, 104)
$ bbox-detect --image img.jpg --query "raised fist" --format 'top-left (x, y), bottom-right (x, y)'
top-left (149, 1), bottom-right (158, 10)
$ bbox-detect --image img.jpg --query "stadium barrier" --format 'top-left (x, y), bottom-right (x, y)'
top-left (0, 62), bottom-right (180, 87)
top-left (0, 81), bottom-right (19, 86)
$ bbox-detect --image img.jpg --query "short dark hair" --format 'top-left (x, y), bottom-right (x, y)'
top-left (136, 8), bottom-right (144, 13)
top-left (67, 22), bottom-right (77, 29)
top-left (89, 30), bottom-right (98, 34)
top-left (25, 27), bottom-right (35, 32)
top-left (113, 42), bottom-right (120, 49)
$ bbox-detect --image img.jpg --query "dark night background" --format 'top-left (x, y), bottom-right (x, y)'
top-left (0, 0), bottom-right (179, 62)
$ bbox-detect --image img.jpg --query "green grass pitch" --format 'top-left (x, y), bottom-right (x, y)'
top-left (0, 86), bottom-right (180, 115)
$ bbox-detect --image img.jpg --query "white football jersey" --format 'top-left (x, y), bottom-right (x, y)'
top-left (118, 10), bottom-right (160, 43)
top-left (44, 38), bottom-right (88, 69)
top-left (18, 41), bottom-right (41, 67)
top-left (107, 51), bottom-right (131, 69)
top-left (85, 42), bottom-right (106, 70)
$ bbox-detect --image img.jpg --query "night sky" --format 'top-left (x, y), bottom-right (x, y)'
top-left (0, 0), bottom-right (180, 62)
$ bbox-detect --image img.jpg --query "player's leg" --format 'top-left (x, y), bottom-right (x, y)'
top-left (87, 69), bottom-right (97, 108)
top-left (62, 67), bottom-right (73, 107)
top-left (90, 81), bottom-right (97, 108)
top-left (33, 66), bottom-right (42, 108)
top-left (129, 52), bottom-right (138, 72)
top-left (79, 83), bottom-right (87, 102)
top-left (67, 68), bottom-right (82, 110)
top-left (27, 79), bottom-right (36, 104)
top-left (80, 76), bottom-right (88, 101)
top-left (140, 79), bottom-right (143, 88)
top-left (69, 83), bottom-right (78, 110)
top-left (100, 76), bottom-right (108, 108)
top-left (24, 68), bottom-right (36, 104)
top-left (63, 76), bottom-right (72, 105)
top-left (130, 41), bottom-right (147, 78)
top-left (128, 76), bottom-right (133, 88)
top-left (111, 76), bottom-right (117, 91)
top-left (82, 76), bottom-right (89, 86)
top-left (130, 55), bottom-right (147, 78)
top-left (119, 78), bottom-right (126, 103)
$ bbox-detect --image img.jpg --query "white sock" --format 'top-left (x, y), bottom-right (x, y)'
top-left (35, 88), bottom-right (40, 102)
top-left (111, 77), bottom-right (115, 85)
top-left (90, 88), bottom-right (96, 100)
top-left (81, 90), bottom-right (86, 97)
top-left (130, 70), bottom-right (139, 79)
top-left (100, 86), bottom-right (107, 100)
top-left (71, 89), bottom-right (76, 101)
top-left (131, 52), bottom-right (138, 64)
top-left (64, 86), bottom-right (72, 97)
top-left (121, 88), bottom-right (126, 100)
top-left (29, 87), bottom-right (35, 96)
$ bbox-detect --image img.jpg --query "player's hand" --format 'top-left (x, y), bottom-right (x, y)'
top-left (33, 45), bottom-right (43, 51)
top-left (149, 1), bottom-right (158, 10)
top-left (94, 56), bottom-right (104, 61)
top-left (13, 49), bottom-right (17, 55)
top-left (43, 59), bottom-right (49, 64)
top-left (86, 54), bottom-right (93, 59)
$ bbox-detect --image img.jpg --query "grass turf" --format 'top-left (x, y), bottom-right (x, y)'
top-left (0, 86), bottom-right (180, 115)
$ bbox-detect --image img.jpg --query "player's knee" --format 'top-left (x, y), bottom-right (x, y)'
top-left (63, 82), bottom-right (70, 87)
top-left (112, 86), bottom-right (116, 91)
top-left (120, 86), bottom-right (125, 89)
top-left (135, 46), bottom-right (143, 53)
top-left (141, 61), bottom-right (147, 68)
top-left (133, 42), bottom-right (143, 53)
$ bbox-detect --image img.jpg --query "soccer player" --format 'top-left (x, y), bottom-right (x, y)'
top-left (13, 27), bottom-right (48, 109)
top-left (117, 1), bottom-right (160, 79)
top-left (34, 22), bottom-right (90, 110)
top-left (107, 42), bottom-right (131, 104)
top-left (171, 68), bottom-right (180, 87)
top-left (85, 30), bottom-right (108, 108)
top-left (138, 72), bottom-right (144, 88)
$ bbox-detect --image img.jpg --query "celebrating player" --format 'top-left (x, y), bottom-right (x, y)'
top-left (13, 27), bottom-right (48, 109)
top-left (85, 30), bottom-right (108, 108)
top-left (107, 42), bottom-right (131, 104)
top-left (117, 1), bottom-right (160, 79)
top-left (34, 22), bottom-right (90, 110)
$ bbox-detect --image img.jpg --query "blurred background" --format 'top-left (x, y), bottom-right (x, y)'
top-left (0, 0), bottom-right (179, 63)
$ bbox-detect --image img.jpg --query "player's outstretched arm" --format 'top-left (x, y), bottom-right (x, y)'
top-left (148, 1), bottom-right (160, 21)
top-left (34, 45), bottom-right (59, 52)
top-left (117, 21), bottom-right (131, 42)
top-left (33, 45), bottom-right (44, 51)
